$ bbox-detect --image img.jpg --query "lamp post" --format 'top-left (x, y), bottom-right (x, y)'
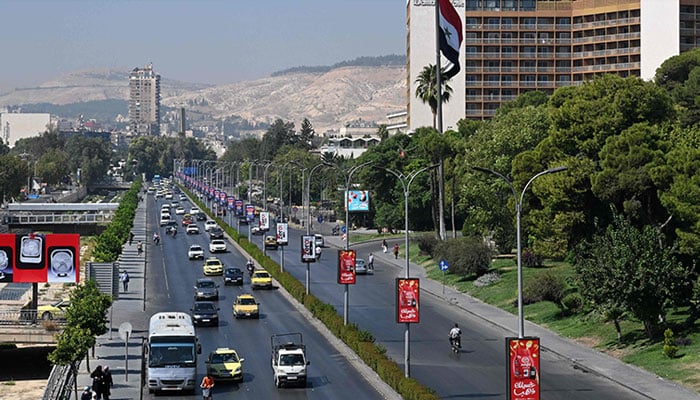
top-left (301, 162), bottom-right (328, 295)
top-left (472, 165), bottom-right (567, 338)
top-left (277, 160), bottom-right (303, 273)
top-left (380, 164), bottom-right (438, 378)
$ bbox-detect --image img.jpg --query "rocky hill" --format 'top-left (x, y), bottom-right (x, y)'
top-left (0, 65), bottom-right (407, 134)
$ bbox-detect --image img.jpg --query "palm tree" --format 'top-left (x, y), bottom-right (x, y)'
top-left (414, 64), bottom-right (453, 129)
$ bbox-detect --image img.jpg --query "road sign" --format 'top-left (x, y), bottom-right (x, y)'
top-left (341, 225), bottom-right (347, 234)
top-left (317, 215), bottom-right (324, 224)
top-left (439, 260), bottom-right (449, 271)
top-left (118, 322), bottom-right (132, 341)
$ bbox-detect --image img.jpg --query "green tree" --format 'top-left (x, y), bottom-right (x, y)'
top-left (655, 48), bottom-right (700, 127)
top-left (575, 211), bottom-right (690, 338)
top-left (261, 119), bottom-right (297, 160)
top-left (35, 148), bottom-right (69, 186)
top-left (0, 155), bottom-right (29, 202)
top-left (414, 64), bottom-right (453, 129)
top-left (298, 118), bottom-right (315, 149)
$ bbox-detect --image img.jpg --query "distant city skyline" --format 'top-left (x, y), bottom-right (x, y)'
top-left (0, 0), bottom-right (406, 89)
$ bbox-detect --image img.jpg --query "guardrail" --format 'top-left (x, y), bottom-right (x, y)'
top-left (7, 212), bottom-right (113, 225)
top-left (0, 309), bottom-right (67, 326)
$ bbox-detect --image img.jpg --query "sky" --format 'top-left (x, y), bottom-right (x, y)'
top-left (0, 0), bottom-right (406, 88)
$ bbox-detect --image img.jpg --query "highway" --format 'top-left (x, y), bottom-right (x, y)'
top-left (141, 195), bottom-right (387, 399)
top-left (231, 213), bottom-right (649, 400)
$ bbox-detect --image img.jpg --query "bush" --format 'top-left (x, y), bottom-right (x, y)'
top-left (473, 272), bottom-right (501, 288)
top-left (415, 234), bottom-right (438, 257)
top-left (434, 236), bottom-right (492, 277)
top-left (561, 293), bottom-right (583, 314)
top-left (663, 328), bottom-right (679, 358)
top-left (522, 271), bottom-right (565, 305)
top-left (522, 248), bottom-right (544, 268)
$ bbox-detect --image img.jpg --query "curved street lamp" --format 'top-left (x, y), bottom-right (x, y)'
top-left (472, 165), bottom-right (567, 338)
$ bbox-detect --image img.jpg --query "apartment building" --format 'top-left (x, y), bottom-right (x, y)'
top-left (407, 0), bottom-right (700, 129)
top-left (128, 63), bottom-right (161, 136)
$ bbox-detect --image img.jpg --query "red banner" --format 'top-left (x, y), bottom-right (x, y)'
top-left (337, 250), bottom-right (356, 284)
top-left (396, 278), bottom-right (420, 323)
top-left (506, 337), bottom-right (541, 400)
top-left (0, 233), bottom-right (80, 283)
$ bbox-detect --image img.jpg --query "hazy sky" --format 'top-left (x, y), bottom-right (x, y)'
top-left (1, 0), bottom-right (406, 87)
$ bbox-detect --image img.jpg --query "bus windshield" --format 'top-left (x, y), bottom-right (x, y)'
top-left (149, 342), bottom-right (196, 367)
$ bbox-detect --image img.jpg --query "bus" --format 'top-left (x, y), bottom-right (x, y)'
top-left (146, 312), bottom-right (201, 393)
top-left (153, 174), bottom-right (161, 186)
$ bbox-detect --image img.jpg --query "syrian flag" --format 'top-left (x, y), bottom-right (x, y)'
top-left (438, 0), bottom-right (462, 79)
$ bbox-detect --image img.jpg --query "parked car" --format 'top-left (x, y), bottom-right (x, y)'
top-left (224, 267), bottom-right (244, 286)
top-left (188, 244), bottom-right (205, 260)
top-left (264, 235), bottom-right (278, 250)
top-left (209, 239), bottom-right (227, 253)
top-left (233, 294), bottom-right (259, 319)
top-left (194, 278), bottom-right (219, 300)
top-left (191, 301), bottom-right (220, 327)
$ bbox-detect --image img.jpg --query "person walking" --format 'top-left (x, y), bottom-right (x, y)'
top-left (315, 245), bottom-right (322, 261)
top-left (81, 386), bottom-right (93, 400)
top-left (129, 231), bottom-right (134, 246)
top-left (90, 365), bottom-right (104, 400)
top-left (101, 366), bottom-right (113, 400)
top-left (137, 241), bottom-right (143, 255)
top-left (393, 243), bottom-right (399, 259)
top-left (120, 270), bottom-right (130, 292)
top-left (382, 239), bottom-right (388, 253)
top-left (368, 252), bottom-right (374, 272)
top-left (200, 373), bottom-right (215, 400)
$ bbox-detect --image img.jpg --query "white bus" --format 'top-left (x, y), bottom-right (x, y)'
top-left (146, 312), bottom-right (201, 393)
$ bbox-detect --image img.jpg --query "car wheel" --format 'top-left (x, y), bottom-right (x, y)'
top-left (42, 312), bottom-right (52, 320)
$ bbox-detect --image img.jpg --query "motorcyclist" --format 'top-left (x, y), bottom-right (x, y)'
top-left (449, 323), bottom-right (462, 351)
top-left (246, 259), bottom-right (255, 275)
top-left (153, 232), bottom-right (160, 245)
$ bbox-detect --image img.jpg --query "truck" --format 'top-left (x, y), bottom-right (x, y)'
top-left (271, 333), bottom-right (309, 388)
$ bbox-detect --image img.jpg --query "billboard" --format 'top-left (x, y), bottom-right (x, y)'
top-left (259, 211), bottom-right (270, 231)
top-left (506, 337), bottom-right (541, 400)
top-left (396, 278), bottom-right (420, 323)
top-left (338, 250), bottom-right (356, 284)
top-left (0, 233), bottom-right (79, 283)
top-left (246, 204), bottom-right (255, 222)
top-left (345, 190), bottom-right (369, 212)
top-left (301, 235), bottom-right (316, 263)
top-left (276, 223), bottom-right (288, 246)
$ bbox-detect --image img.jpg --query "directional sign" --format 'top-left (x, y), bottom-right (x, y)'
top-left (341, 225), bottom-right (347, 234)
top-left (317, 215), bottom-right (324, 224)
top-left (439, 259), bottom-right (449, 271)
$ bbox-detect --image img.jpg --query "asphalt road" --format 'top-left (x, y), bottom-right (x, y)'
top-left (233, 219), bottom-right (649, 400)
top-left (141, 198), bottom-right (386, 399)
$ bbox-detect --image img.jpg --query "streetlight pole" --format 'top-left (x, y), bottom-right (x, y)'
top-left (301, 162), bottom-right (328, 295)
top-left (380, 164), bottom-right (438, 378)
top-left (472, 165), bottom-right (567, 338)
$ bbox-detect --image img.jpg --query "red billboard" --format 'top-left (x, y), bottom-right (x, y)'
top-left (396, 278), bottom-right (420, 323)
top-left (0, 233), bottom-right (79, 283)
top-left (506, 337), bottom-right (541, 400)
top-left (337, 250), bottom-right (356, 284)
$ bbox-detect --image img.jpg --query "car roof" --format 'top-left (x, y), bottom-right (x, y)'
top-left (237, 293), bottom-right (255, 299)
top-left (212, 347), bottom-right (237, 354)
top-left (197, 277), bottom-right (215, 283)
top-left (189, 244), bottom-right (202, 249)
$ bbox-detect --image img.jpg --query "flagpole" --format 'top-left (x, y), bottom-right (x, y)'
top-left (435, 0), bottom-right (446, 241)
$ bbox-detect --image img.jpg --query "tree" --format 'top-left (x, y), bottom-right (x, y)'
top-left (36, 148), bottom-right (69, 186)
top-left (414, 64), bottom-right (453, 129)
top-left (0, 155), bottom-right (29, 203)
top-left (575, 211), bottom-right (690, 338)
top-left (655, 48), bottom-right (700, 127)
top-left (298, 118), bottom-right (315, 149)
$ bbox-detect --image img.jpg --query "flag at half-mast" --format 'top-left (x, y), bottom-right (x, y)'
top-left (438, 0), bottom-right (463, 79)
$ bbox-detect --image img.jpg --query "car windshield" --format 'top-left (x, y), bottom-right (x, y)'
top-left (194, 302), bottom-right (215, 311)
top-left (211, 352), bottom-right (238, 364)
top-left (254, 272), bottom-right (270, 278)
top-left (238, 297), bottom-right (256, 305)
top-left (280, 354), bottom-right (305, 366)
top-left (198, 280), bottom-right (215, 288)
top-left (149, 343), bottom-right (195, 367)
top-left (190, 246), bottom-right (202, 251)
top-left (213, 240), bottom-right (224, 245)
top-left (205, 260), bottom-right (220, 266)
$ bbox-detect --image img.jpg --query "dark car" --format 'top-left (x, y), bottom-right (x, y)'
top-left (191, 301), bottom-right (220, 327)
top-left (196, 213), bottom-right (207, 221)
top-left (224, 267), bottom-right (244, 286)
top-left (209, 227), bottom-right (224, 240)
top-left (194, 278), bottom-right (219, 301)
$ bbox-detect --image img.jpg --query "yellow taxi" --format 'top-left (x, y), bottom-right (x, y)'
top-left (205, 348), bottom-right (245, 382)
top-left (251, 270), bottom-right (272, 290)
top-left (233, 294), bottom-right (259, 319)
top-left (38, 298), bottom-right (70, 320)
top-left (203, 257), bottom-right (224, 276)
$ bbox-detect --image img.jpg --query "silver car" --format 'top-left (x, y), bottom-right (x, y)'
top-left (355, 258), bottom-right (367, 275)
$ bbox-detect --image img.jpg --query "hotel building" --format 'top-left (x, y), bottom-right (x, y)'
top-left (128, 63), bottom-right (161, 136)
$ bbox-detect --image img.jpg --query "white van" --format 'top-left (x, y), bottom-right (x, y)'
top-left (160, 214), bottom-right (171, 226)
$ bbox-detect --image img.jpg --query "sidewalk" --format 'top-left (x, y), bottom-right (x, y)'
top-left (321, 230), bottom-right (700, 400)
top-left (75, 197), bottom-right (148, 400)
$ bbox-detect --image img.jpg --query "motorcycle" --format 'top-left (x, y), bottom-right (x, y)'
top-left (450, 335), bottom-right (461, 353)
top-left (246, 260), bottom-right (255, 276)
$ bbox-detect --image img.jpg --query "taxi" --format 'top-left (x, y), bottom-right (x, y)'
top-left (203, 257), bottom-right (224, 276)
top-left (38, 298), bottom-right (70, 320)
top-left (251, 270), bottom-right (272, 290)
top-left (205, 348), bottom-right (245, 382)
top-left (233, 294), bottom-right (259, 319)
top-left (181, 213), bottom-right (194, 226)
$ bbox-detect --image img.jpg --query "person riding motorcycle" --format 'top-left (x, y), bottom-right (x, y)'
top-left (449, 323), bottom-right (462, 351)
top-left (246, 259), bottom-right (255, 275)
top-left (153, 232), bottom-right (160, 245)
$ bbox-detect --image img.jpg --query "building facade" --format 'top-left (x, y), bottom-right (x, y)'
top-left (128, 63), bottom-right (161, 136)
top-left (0, 112), bottom-right (52, 147)
top-left (407, 0), bottom-right (700, 129)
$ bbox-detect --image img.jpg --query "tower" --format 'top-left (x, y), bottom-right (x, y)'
top-left (128, 63), bottom-right (161, 136)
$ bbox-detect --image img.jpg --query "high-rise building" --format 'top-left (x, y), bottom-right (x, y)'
top-left (128, 63), bottom-right (161, 135)
top-left (407, 0), bottom-right (699, 130)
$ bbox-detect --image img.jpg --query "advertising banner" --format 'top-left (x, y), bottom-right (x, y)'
top-left (345, 190), bottom-right (369, 212)
top-left (506, 337), bottom-right (541, 400)
top-left (246, 204), bottom-right (255, 222)
top-left (276, 223), bottom-right (288, 246)
top-left (0, 233), bottom-right (80, 283)
top-left (301, 235), bottom-right (316, 263)
top-left (227, 196), bottom-right (235, 210)
top-left (214, 189), bottom-right (220, 201)
top-left (259, 212), bottom-right (270, 231)
top-left (219, 191), bottom-right (226, 204)
top-left (337, 250), bottom-right (356, 284)
top-left (235, 200), bottom-right (244, 216)
top-left (396, 278), bottom-right (420, 323)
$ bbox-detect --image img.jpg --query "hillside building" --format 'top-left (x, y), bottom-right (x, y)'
top-left (407, 0), bottom-right (700, 130)
top-left (128, 63), bottom-right (161, 136)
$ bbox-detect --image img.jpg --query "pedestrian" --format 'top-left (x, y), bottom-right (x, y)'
top-left (137, 241), bottom-right (143, 255)
top-left (129, 231), bottom-right (134, 246)
top-left (90, 365), bottom-right (104, 400)
top-left (101, 366), bottom-right (113, 400)
top-left (120, 270), bottom-right (130, 292)
top-left (81, 386), bottom-right (93, 400)
top-left (315, 245), bottom-right (322, 260)
top-left (382, 239), bottom-right (388, 253)
top-left (393, 243), bottom-right (399, 259)
top-left (368, 252), bottom-right (374, 272)
top-left (200, 373), bottom-right (215, 400)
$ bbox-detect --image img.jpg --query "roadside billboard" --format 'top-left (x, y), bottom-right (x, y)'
top-left (338, 250), bottom-right (356, 284)
top-left (506, 337), bottom-right (541, 400)
top-left (276, 223), bottom-right (288, 246)
top-left (396, 278), bottom-right (420, 323)
top-left (0, 233), bottom-right (79, 283)
top-left (301, 235), bottom-right (317, 263)
top-left (259, 212), bottom-right (270, 231)
top-left (345, 190), bottom-right (369, 212)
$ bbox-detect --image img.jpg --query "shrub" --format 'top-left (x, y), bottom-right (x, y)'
top-left (663, 328), bottom-right (679, 358)
top-left (434, 236), bottom-right (492, 277)
top-left (415, 234), bottom-right (438, 257)
top-left (561, 293), bottom-right (583, 314)
top-left (522, 248), bottom-right (544, 268)
top-left (473, 272), bottom-right (501, 288)
top-left (522, 271), bottom-right (564, 305)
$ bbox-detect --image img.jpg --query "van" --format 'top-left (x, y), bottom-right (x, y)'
top-left (160, 214), bottom-right (171, 226)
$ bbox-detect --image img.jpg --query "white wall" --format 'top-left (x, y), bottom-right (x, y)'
top-left (0, 113), bottom-right (52, 147)
top-left (640, 0), bottom-right (680, 80)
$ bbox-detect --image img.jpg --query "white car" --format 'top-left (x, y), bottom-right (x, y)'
top-left (355, 258), bottom-right (367, 275)
top-left (165, 193), bottom-right (174, 200)
top-left (204, 220), bottom-right (217, 232)
top-left (175, 206), bottom-right (186, 215)
top-left (190, 207), bottom-right (200, 215)
top-left (314, 234), bottom-right (325, 248)
top-left (188, 245), bottom-right (205, 260)
top-left (186, 224), bottom-right (200, 235)
top-left (209, 239), bottom-right (227, 253)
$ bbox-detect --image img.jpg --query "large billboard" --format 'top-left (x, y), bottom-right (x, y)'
top-left (345, 190), bottom-right (369, 212)
top-left (0, 233), bottom-right (80, 283)
top-left (506, 337), bottom-right (541, 400)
